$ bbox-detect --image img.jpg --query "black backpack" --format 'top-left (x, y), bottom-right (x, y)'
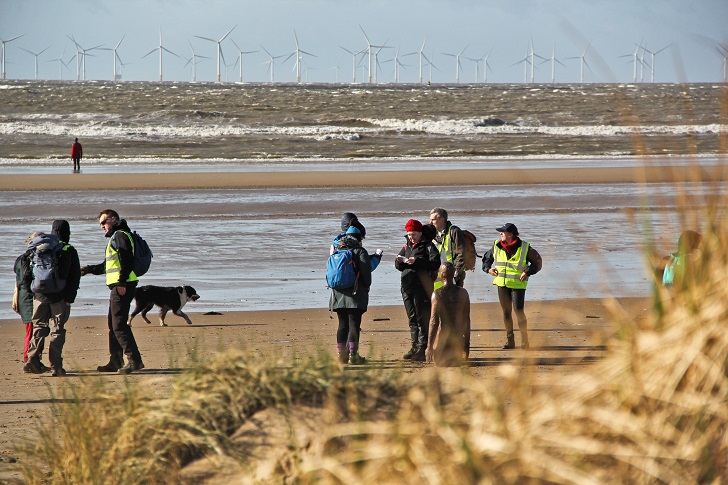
top-left (129, 231), bottom-right (153, 277)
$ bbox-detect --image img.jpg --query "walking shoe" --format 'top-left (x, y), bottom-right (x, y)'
top-left (51, 367), bottom-right (67, 377)
top-left (403, 346), bottom-right (417, 360)
top-left (338, 351), bottom-right (349, 364)
top-left (97, 362), bottom-right (119, 373)
top-left (410, 347), bottom-right (426, 362)
top-left (502, 332), bottom-right (516, 350)
top-left (347, 353), bottom-right (367, 365)
top-left (23, 360), bottom-right (48, 374)
top-left (118, 361), bottom-right (145, 374)
top-left (38, 362), bottom-right (52, 373)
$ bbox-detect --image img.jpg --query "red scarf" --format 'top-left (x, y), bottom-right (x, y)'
top-left (500, 238), bottom-right (520, 255)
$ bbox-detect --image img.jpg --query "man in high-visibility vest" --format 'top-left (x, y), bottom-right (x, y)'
top-left (81, 209), bottom-right (144, 374)
top-left (481, 223), bottom-right (542, 350)
top-left (429, 207), bottom-right (467, 290)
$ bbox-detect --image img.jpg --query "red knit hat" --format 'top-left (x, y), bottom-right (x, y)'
top-left (405, 219), bottom-right (423, 232)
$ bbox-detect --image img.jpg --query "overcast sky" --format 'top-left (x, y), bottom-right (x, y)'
top-left (1, 0), bottom-right (726, 84)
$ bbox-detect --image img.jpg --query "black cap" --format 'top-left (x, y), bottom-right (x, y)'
top-left (495, 223), bottom-right (518, 236)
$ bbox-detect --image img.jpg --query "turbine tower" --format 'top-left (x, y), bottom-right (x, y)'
top-left (98, 35), bottom-right (126, 81)
top-left (195, 25), bottom-right (236, 83)
top-left (231, 39), bottom-right (257, 83)
top-left (260, 45), bottom-right (285, 82)
top-left (542, 47), bottom-right (566, 84)
top-left (19, 45), bottom-right (51, 80)
top-left (340, 46), bottom-right (363, 83)
top-left (47, 48), bottom-right (73, 80)
top-left (143, 29), bottom-right (179, 82)
top-left (527, 39), bottom-right (547, 83)
top-left (619, 44), bottom-right (642, 83)
top-left (643, 44), bottom-right (670, 83)
top-left (184, 41), bottom-right (209, 82)
top-left (67, 36), bottom-right (103, 81)
top-left (1, 33), bottom-right (24, 80)
top-left (717, 43), bottom-right (728, 83)
top-left (566, 43), bottom-right (591, 83)
top-left (359, 26), bottom-right (389, 83)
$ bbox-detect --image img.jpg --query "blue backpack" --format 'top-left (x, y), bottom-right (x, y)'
top-left (662, 253), bottom-right (683, 286)
top-left (326, 249), bottom-right (358, 290)
top-left (28, 233), bottom-right (67, 294)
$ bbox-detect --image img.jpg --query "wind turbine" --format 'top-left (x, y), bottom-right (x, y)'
top-left (142, 29), bottom-right (179, 82)
top-left (195, 25), bottom-right (235, 83)
top-left (511, 49), bottom-right (531, 83)
top-left (642, 44), bottom-right (670, 83)
top-left (619, 44), bottom-right (642, 83)
top-left (465, 49), bottom-right (492, 83)
top-left (184, 41), bottom-right (209, 82)
top-left (67, 36), bottom-right (103, 81)
top-left (418, 38), bottom-right (428, 84)
top-left (387, 46), bottom-right (416, 83)
top-left (442, 45), bottom-right (468, 83)
top-left (527, 40), bottom-right (547, 83)
top-left (260, 45), bottom-right (285, 82)
top-left (717, 43), bottom-right (728, 83)
top-left (340, 46), bottom-right (364, 83)
top-left (98, 35), bottom-right (126, 81)
top-left (1, 33), bottom-right (24, 80)
top-left (541, 47), bottom-right (566, 84)
top-left (359, 26), bottom-right (389, 83)
top-left (283, 31), bottom-right (316, 84)
top-left (230, 39), bottom-right (257, 83)
top-left (19, 45), bottom-right (51, 80)
top-left (424, 48), bottom-right (440, 83)
top-left (47, 48), bottom-right (73, 80)
top-left (566, 43), bottom-right (591, 83)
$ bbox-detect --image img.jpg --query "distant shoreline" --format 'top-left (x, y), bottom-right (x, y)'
top-left (2, 165), bottom-right (726, 191)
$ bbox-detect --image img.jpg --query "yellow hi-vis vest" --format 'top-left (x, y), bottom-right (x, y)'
top-left (433, 229), bottom-right (454, 290)
top-left (492, 240), bottom-right (530, 289)
top-left (105, 231), bottom-right (139, 286)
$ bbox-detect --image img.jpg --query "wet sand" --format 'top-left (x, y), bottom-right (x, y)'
top-left (0, 297), bottom-right (652, 481)
top-left (1, 164), bottom-right (727, 191)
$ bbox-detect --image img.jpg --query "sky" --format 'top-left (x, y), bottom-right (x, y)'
top-left (1, 0), bottom-right (726, 84)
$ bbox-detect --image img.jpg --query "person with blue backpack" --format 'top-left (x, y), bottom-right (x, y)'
top-left (328, 225), bottom-right (372, 365)
top-left (81, 209), bottom-right (145, 374)
top-left (23, 220), bottom-right (81, 376)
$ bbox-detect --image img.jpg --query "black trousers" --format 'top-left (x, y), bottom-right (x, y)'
top-left (335, 309), bottom-right (364, 348)
top-left (401, 287), bottom-right (430, 348)
top-left (107, 282), bottom-right (142, 365)
top-left (497, 286), bottom-right (527, 333)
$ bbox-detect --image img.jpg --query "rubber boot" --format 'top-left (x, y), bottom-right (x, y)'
top-left (502, 332), bottom-right (516, 350)
top-left (410, 346), bottom-right (426, 362)
top-left (403, 327), bottom-right (418, 359)
top-left (336, 343), bottom-right (349, 364)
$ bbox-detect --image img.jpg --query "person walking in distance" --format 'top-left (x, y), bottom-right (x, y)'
top-left (71, 137), bottom-right (82, 172)
top-left (482, 223), bottom-right (542, 350)
top-left (81, 209), bottom-right (145, 374)
top-left (24, 221), bottom-right (81, 376)
top-left (426, 262), bottom-right (471, 367)
top-left (395, 218), bottom-right (440, 361)
top-left (429, 208), bottom-right (467, 289)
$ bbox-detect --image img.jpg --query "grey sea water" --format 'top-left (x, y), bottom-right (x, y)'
top-left (0, 81), bottom-right (726, 320)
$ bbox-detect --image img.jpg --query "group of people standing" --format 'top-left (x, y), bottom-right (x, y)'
top-left (12, 209), bottom-right (146, 376)
top-left (328, 208), bottom-right (543, 367)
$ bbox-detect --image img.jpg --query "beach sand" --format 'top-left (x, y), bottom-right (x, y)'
top-left (1, 163), bottom-right (726, 191)
top-left (0, 297), bottom-right (652, 480)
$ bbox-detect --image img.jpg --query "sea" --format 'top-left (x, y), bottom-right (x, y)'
top-left (0, 80), bottom-right (726, 320)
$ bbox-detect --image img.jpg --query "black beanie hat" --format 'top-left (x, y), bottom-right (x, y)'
top-left (52, 220), bottom-right (71, 242)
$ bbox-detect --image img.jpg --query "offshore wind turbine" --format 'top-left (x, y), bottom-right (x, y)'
top-left (643, 44), bottom-right (670, 83)
top-left (340, 46), bottom-right (364, 83)
top-left (442, 45), bottom-right (468, 83)
top-left (231, 39), bottom-right (257, 83)
top-left (359, 26), bottom-right (389, 83)
top-left (195, 25), bottom-right (236, 83)
top-left (465, 49), bottom-right (491, 83)
top-left (717, 43), bottom-right (728, 83)
top-left (619, 44), bottom-right (642, 83)
top-left (98, 35), bottom-right (126, 81)
top-left (47, 48), bottom-right (72, 80)
top-left (1, 33), bottom-right (24, 80)
top-left (566, 43), bottom-right (591, 83)
top-left (260, 45), bottom-right (285, 82)
top-left (19, 45), bottom-right (51, 80)
top-left (418, 37), bottom-right (427, 84)
top-left (512, 49), bottom-right (531, 83)
top-left (389, 46), bottom-right (416, 83)
top-left (283, 31), bottom-right (316, 84)
top-left (67, 36), bottom-right (103, 81)
top-left (184, 41), bottom-right (209, 82)
top-left (527, 40), bottom-right (547, 83)
top-left (541, 47), bottom-right (566, 84)
top-left (142, 29), bottom-right (179, 82)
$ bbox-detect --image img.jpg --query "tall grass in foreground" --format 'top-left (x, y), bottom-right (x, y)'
top-left (20, 208), bottom-right (728, 483)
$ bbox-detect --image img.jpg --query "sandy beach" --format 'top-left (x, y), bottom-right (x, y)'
top-left (1, 164), bottom-right (727, 191)
top-left (0, 297), bottom-right (652, 480)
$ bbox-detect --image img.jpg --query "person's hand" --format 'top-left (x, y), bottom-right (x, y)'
top-left (488, 269), bottom-right (498, 276)
top-left (519, 271), bottom-right (529, 281)
top-left (405, 256), bottom-right (415, 264)
top-left (80, 266), bottom-right (88, 276)
top-left (117, 286), bottom-right (127, 296)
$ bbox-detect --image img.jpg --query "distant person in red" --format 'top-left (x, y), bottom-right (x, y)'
top-left (71, 138), bottom-right (82, 172)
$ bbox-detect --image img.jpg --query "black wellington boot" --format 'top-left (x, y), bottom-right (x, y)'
top-left (502, 332), bottom-right (516, 350)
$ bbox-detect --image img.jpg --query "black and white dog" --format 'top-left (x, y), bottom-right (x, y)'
top-left (129, 285), bottom-right (200, 326)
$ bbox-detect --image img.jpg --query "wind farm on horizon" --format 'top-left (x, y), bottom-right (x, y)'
top-left (1, 26), bottom-right (725, 85)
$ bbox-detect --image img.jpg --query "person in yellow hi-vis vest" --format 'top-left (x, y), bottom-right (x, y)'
top-left (429, 207), bottom-right (467, 290)
top-left (481, 223), bottom-right (542, 350)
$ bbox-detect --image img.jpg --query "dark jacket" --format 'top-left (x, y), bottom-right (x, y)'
top-left (434, 221), bottom-right (467, 273)
top-left (83, 219), bottom-right (135, 288)
top-left (395, 235), bottom-right (440, 293)
top-left (481, 237), bottom-right (542, 277)
top-left (14, 251), bottom-right (34, 322)
top-left (52, 220), bottom-right (81, 304)
top-left (329, 235), bottom-right (372, 312)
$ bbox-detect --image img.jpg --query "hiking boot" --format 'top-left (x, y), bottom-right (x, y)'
top-left (410, 347), bottom-right (426, 362)
top-left (347, 353), bottom-right (366, 365)
top-left (403, 346), bottom-right (417, 360)
top-left (337, 351), bottom-right (349, 364)
top-left (118, 361), bottom-right (145, 374)
top-left (23, 359), bottom-right (48, 374)
top-left (97, 362), bottom-right (119, 373)
top-left (39, 362), bottom-right (52, 373)
top-left (502, 332), bottom-right (516, 350)
top-left (51, 367), bottom-right (67, 377)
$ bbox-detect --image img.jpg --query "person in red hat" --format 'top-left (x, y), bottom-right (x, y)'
top-left (481, 222), bottom-right (542, 350)
top-left (395, 218), bottom-right (440, 361)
